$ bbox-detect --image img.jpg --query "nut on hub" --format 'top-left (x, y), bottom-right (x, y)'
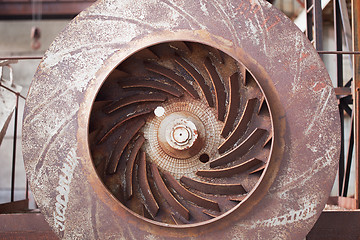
top-left (158, 111), bottom-right (204, 159)
top-left (167, 118), bottom-right (198, 149)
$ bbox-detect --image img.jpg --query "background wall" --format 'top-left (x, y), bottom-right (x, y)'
top-left (0, 20), bottom-right (68, 205)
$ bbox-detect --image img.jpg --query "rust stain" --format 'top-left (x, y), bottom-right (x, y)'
top-left (299, 52), bottom-right (310, 61)
top-left (313, 82), bottom-right (327, 92)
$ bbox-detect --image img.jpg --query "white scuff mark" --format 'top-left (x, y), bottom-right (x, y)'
top-left (278, 190), bottom-right (290, 200)
top-left (211, 0), bottom-right (241, 46)
top-left (44, 36), bottom-right (132, 69)
top-left (53, 148), bottom-right (79, 232)
top-left (306, 143), bottom-right (318, 153)
top-left (250, 199), bottom-right (318, 229)
top-left (199, 0), bottom-right (209, 16)
top-left (251, 0), bottom-right (274, 56)
top-left (305, 87), bottom-right (332, 135)
top-left (291, 32), bottom-right (307, 93)
top-left (145, 234), bottom-right (160, 240)
top-left (24, 84), bottom-right (79, 125)
top-left (244, 20), bottom-right (261, 46)
top-left (31, 106), bottom-right (78, 188)
top-left (273, 146), bottom-right (337, 192)
top-left (249, 195), bottom-right (320, 229)
top-left (162, 0), bottom-right (205, 29)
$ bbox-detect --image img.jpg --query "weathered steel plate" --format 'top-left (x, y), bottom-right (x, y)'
top-left (22, 0), bottom-right (340, 239)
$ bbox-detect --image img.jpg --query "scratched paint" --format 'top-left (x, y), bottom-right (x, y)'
top-left (53, 148), bottom-right (79, 232)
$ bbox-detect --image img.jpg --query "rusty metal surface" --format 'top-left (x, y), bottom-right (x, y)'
top-left (0, 213), bottom-right (58, 240)
top-left (22, 0), bottom-right (339, 239)
top-left (3, 210), bottom-right (359, 240)
top-left (307, 210), bottom-right (360, 240)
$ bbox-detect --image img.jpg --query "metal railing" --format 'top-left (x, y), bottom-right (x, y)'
top-left (0, 62), bottom-right (30, 213)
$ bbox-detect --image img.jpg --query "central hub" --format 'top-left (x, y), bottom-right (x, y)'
top-left (172, 126), bottom-right (189, 144)
top-left (167, 118), bottom-right (198, 150)
top-left (157, 111), bottom-right (204, 159)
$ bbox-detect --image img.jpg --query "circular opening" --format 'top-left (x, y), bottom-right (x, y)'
top-left (89, 41), bottom-right (272, 225)
top-left (199, 153), bottom-right (209, 163)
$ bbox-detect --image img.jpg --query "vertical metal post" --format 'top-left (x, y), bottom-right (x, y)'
top-left (342, 114), bottom-right (354, 197)
top-left (10, 94), bottom-right (19, 202)
top-left (305, 0), bottom-right (314, 42)
top-left (353, 0), bottom-right (360, 209)
top-left (339, 0), bottom-right (353, 68)
top-left (26, 180), bottom-right (29, 201)
top-left (334, 0), bottom-right (345, 195)
top-left (313, 0), bottom-right (323, 50)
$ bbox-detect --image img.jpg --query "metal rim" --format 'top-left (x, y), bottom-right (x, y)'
top-left (89, 42), bottom-right (276, 228)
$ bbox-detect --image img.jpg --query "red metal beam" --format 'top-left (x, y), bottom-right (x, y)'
top-left (0, 200), bottom-right (29, 214)
top-left (307, 210), bottom-right (360, 239)
top-left (353, 0), bottom-right (360, 209)
top-left (0, 1), bottom-right (95, 19)
top-left (0, 213), bottom-right (58, 239)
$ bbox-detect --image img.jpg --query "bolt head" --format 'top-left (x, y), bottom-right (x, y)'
top-left (166, 118), bottom-right (198, 150)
